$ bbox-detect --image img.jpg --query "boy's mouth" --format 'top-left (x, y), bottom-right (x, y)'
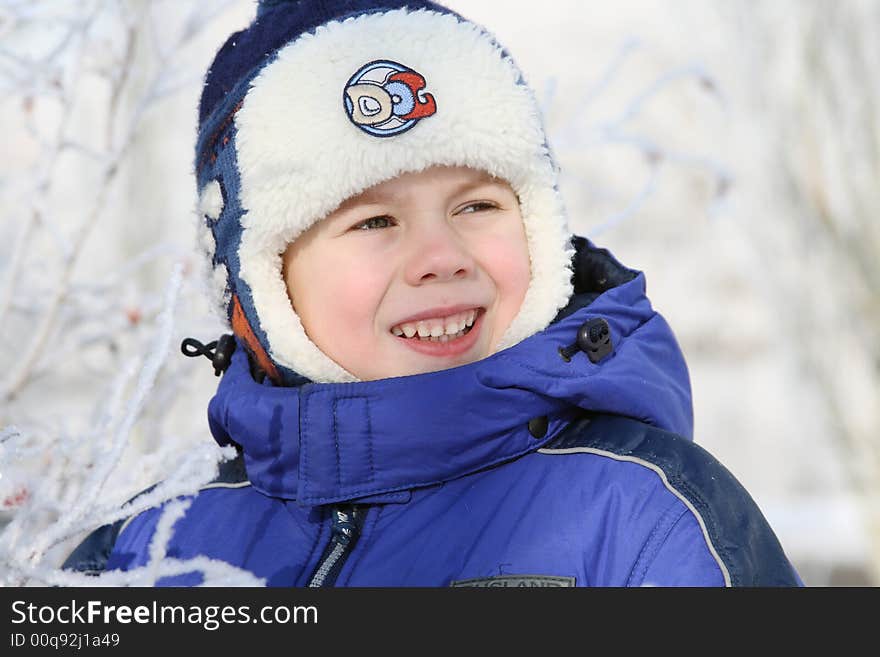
top-left (390, 308), bottom-right (482, 343)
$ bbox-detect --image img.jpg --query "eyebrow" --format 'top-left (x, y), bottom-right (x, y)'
top-left (338, 172), bottom-right (507, 210)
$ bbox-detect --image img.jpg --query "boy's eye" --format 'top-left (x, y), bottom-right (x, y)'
top-left (456, 201), bottom-right (498, 215)
top-left (352, 215), bottom-right (395, 231)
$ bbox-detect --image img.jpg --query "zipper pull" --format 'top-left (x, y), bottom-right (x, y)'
top-left (331, 506), bottom-right (359, 546)
top-left (307, 505), bottom-right (364, 587)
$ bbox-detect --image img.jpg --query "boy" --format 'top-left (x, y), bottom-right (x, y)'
top-left (64, 0), bottom-right (801, 586)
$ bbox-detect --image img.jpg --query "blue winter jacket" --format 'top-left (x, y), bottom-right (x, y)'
top-left (64, 237), bottom-right (801, 586)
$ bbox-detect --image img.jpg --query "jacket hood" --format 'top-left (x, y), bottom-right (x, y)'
top-left (207, 237), bottom-right (693, 506)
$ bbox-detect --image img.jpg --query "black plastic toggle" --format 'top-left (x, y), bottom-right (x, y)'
top-left (578, 318), bottom-right (613, 363)
top-left (528, 416), bottom-right (549, 439)
top-left (558, 318), bottom-right (613, 364)
top-left (180, 334), bottom-right (237, 376)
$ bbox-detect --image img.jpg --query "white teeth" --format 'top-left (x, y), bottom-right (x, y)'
top-left (391, 308), bottom-right (480, 340)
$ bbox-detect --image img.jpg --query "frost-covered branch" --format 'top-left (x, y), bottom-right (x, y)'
top-left (0, 0), bottom-right (250, 588)
top-left (546, 41), bottom-right (731, 238)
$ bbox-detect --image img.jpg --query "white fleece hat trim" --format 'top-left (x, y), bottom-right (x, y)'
top-left (194, 182), bottom-right (231, 325)
top-left (232, 8), bottom-right (573, 383)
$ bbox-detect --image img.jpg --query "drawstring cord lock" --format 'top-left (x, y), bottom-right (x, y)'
top-left (559, 318), bottom-right (613, 364)
top-left (181, 334), bottom-right (237, 376)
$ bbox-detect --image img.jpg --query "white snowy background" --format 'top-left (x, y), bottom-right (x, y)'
top-left (1, 0), bottom-right (877, 586)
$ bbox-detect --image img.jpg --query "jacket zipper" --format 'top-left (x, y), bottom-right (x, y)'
top-left (307, 505), bottom-right (362, 587)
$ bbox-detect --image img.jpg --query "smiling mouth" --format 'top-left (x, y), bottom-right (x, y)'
top-left (390, 308), bottom-right (482, 343)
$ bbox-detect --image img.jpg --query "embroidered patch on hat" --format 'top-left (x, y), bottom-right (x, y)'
top-left (343, 59), bottom-right (436, 137)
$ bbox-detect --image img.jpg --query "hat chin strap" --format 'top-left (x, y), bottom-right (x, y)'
top-left (231, 295), bottom-right (281, 383)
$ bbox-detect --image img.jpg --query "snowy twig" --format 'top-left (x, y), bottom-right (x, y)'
top-left (24, 265), bottom-right (185, 564)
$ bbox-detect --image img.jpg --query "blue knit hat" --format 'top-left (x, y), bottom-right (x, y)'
top-left (195, 0), bottom-right (574, 384)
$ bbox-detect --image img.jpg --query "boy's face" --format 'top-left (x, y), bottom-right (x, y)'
top-left (282, 166), bottom-right (530, 380)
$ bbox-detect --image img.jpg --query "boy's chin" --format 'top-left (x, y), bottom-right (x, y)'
top-left (358, 345), bottom-right (489, 380)
top-left (381, 358), bottom-right (484, 380)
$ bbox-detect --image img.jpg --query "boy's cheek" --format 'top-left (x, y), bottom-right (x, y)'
top-left (289, 245), bottom-right (381, 304)
top-left (306, 270), bottom-right (386, 328)
top-left (477, 242), bottom-right (530, 292)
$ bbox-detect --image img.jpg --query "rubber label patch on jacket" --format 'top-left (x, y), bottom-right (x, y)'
top-left (450, 575), bottom-right (576, 587)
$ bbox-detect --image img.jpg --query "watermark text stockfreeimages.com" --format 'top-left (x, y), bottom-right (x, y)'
top-left (10, 599), bottom-right (317, 631)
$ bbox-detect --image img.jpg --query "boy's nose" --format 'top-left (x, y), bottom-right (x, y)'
top-left (403, 222), bottom-right (476, 286)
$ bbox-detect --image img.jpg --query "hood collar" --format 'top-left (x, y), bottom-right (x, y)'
top-left (207, 238), bottom-right (693, 505)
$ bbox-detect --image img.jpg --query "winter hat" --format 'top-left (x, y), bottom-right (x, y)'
top-left (195, 0), bottom-right (574, 385)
